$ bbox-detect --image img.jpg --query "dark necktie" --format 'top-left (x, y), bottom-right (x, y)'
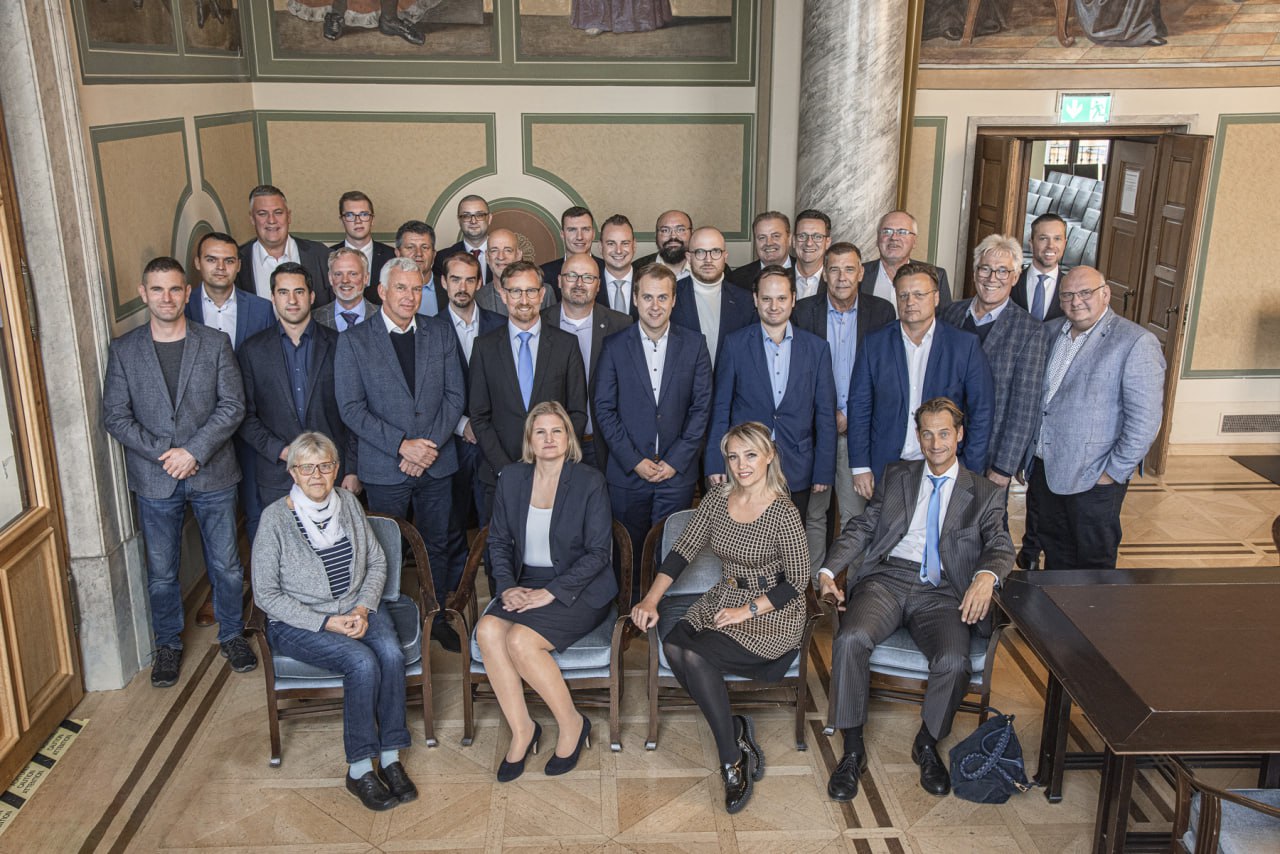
top-left (1031, 273), bottom-right (1047, 321)
top-left (340, 311), bottom-right (358, 330)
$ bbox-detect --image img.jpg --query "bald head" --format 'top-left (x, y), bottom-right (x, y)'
top-left (656, 209), bottom-right (693, 264)
top-left (1060, 266), bottom-right (1110, 331)
top-left (559, 252), bottom-right (602, 311)
top-left (487, 228), bottom-right (522, 279)
top-left (687, 226), bottom-right (727, 285)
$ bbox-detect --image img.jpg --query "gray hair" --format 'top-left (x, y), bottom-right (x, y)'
top-left (327, 246), bottom-right (368, 274)
top-left (285, 431), bottom-right (340, 470)
top-left (379, 256), bottom-right (423, 286)
top-left (971, 233), bottom-right (1023, 270)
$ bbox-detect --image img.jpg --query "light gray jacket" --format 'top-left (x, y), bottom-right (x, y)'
top-left (252, 488), bottom-right (386, 632)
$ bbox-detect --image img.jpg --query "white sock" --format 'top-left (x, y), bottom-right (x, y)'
top-left (349, 758), bottom-right (374, 779)
top-left (380, 749), bottom-right (400, 767)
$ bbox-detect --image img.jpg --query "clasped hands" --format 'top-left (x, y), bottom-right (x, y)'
top-left (633, 458), bottom-right (677, 483)
top-left (817, 569), bottom-right (995, 624)
top-left (159, 447), bottom-right (198, 480)
top-left (324, 605), bottom-right (370, 638)
top-left (500, 586), bottom-right (555, 613)
top-left (398, 438), bottom-right (439, 477)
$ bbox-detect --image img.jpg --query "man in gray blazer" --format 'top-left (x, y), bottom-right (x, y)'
top-left (817, 398), bottom-right (1013, 800)
top-left (335, 257), bottom-right (466, 649)
top-left (314, 246), bottom-right (375, 332)
top-left (102, 257), bottom-right (257, 687)
top-left (1028, 266), bottom-right (1165, 570)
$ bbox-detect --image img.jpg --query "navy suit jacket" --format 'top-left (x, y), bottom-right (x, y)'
top-left (848, 319), bottom-right (995, 482)
top-left (328, 240), bottom-right (396, 305)
top-left (235, 237), bottom-right (333, 306)
top-left (1012, 265), bottom-right (1066, 322)
top-left (705, 323), bottom-right (837, 491)
top-left (439, 306), bottom-right (504, 421)
top-left (593, 324), bottom-right (713, 488)
top-left (334, 313), bottom-right (465, 485)
top-left (184, 285), bottom-right (276, 352)
top-left (236, 321), bottom-right (355, 491)
top-left (669, 278), bottom-right (757, 367)
top-left (488, 460), bottom-right (618, 609)
top-left (861, 259), bottom-right (952, 307)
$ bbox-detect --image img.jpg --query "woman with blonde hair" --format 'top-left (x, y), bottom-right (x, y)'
top-left (630, 422), bottom-right (809, 814)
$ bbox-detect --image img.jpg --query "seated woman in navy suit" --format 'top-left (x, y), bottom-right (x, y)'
top-left (476, 401), bottom-right (617, 782)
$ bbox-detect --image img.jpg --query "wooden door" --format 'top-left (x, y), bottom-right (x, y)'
top-left (966, 135), bottom-right (1025, 296)
top-left (0, 107), bottom-right (82, 786)
top-left (1139, 134), bottom-right (1212, 475)
top-left (1097, 139), bottom-right (1157, 319)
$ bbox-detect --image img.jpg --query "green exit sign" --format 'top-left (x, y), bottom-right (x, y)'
top-left (1059, 93), bottom-right (1112, 124)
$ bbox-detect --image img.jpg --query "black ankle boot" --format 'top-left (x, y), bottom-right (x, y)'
top-left (721, 749), bottom-right (756, 814)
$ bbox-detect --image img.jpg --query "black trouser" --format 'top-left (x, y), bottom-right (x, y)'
top-left (1018, 479), bottom-right (1042, 566)
top-left (1028, 462), bottom-right (1129, 570)
top-left (789, 489), bottom-right (810, 523)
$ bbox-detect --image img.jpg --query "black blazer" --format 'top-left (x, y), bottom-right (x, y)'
top-left (792, 291), bottom-right (896, 343)
top-left (539, 304), bottom-right (633, 392)
top-left (540, 255), bottom-right (606, 300)
top-left (726, 257), bottom-right (797, 291)
top-left (468, 323), bottom-right (589, 486)
top-left (434, 240), bottom-right (492, 287)
top-left (669, 277), bottom-right (758, 367)
top-left (593, 271), bottom-right (641, 321)
top-left (236, 237), bottom-right (334, 306)
top-left (1011, 265), bottom-right (1066, 322)
top-left (488, 460), bottom-right (617, 609)
top-left (328, 240), bottom-right (396, 305)
top-left (439, 306), bottom-right (505, 419)
top-left (861, 259), bottom-right (952, 307)
top-left (236, 321), bottom-right (355, 491)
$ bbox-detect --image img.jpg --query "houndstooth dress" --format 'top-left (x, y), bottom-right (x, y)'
top-left (659, 486), bottom-right (810, 679)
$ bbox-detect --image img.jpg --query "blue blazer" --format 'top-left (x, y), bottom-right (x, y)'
top-left (593, 324), bottom-right (713, 489)
top-left (848, 319), bottom-right (995, 482)
top-left (334, 314), bottom-right (465, 486)
top-left (669, 278), bottom-right (757, 367)
top-left (184, 285), bottom-right (276, 352)
top-left (488, 461), bottom-right (618, 609)
top-left (705, 323), bottom-right (837, 492)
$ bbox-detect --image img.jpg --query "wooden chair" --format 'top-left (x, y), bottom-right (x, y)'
top-left (1170, 757), bottom-right (1280, 853)
top-left (453, 521), bottom-right (634, 751)
top-left (641, 509), bottom-right (824, 751)
top-left (247, 514), bottom-right (442, 766)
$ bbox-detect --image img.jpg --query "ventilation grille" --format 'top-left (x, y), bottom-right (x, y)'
top-left (1221, 414), bottom-right (1280, 434)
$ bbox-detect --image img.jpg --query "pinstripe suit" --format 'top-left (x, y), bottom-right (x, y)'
top-left (822, 460), bottom-right (1014, 738)
top-left (938, 300), bottom-right (1047, 478)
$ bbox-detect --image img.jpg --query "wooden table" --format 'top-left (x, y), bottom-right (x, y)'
top-left (996, 568), bottom-right (1280, 853)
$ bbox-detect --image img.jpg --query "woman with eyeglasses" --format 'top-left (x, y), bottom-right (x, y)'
top-left (252, 431), bottom-right (416, 813)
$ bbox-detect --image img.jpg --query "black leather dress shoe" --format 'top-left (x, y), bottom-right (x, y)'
top-left (734, 714), bottom-right (764, 781)
top-left (721, 749), bottom-right (756, 814)
top-left (380, 761), bottom-right (418, 803)
top-left (379, 15), bottom-right (426, 45)
top-left (912, 742), bottom-right (951, 796)
top-left (1015, 552), bottom-right (1040, 571)
top-left (432, 621), bottom-right (461, 653)
top-left (346, 770), bottom-right (398, 811)
top-left (323, 12), bottom-right (344, 40)
top-left (827, 751), bottom-right (868, 801)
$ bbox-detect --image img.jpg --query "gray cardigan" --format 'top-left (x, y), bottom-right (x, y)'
top-left (252, 488), bottom-right (387, 632)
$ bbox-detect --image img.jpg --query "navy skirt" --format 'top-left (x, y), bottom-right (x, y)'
top-left (487, 564), bottom-right (611, 652)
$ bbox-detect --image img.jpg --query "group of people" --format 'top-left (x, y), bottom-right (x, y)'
top-left (101, 182), bottom-right (1167, 814)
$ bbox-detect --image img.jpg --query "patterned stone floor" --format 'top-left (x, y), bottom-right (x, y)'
top-left (2, 454), bottom-right (1276, 853)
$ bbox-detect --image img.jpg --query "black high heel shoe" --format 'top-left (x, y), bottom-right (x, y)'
top-left (544, 714), bottom-right (591, 776)
top-left (497, 720), bottom-right (542, 783)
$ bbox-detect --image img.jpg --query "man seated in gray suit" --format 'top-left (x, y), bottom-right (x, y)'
top-left (1029, 266), bottom-right (1165, 570)
top-left (102, 256), bottom-right (258, 688)
top-left (817, 398), bottom-right (1013, 800)
top-left (315, 247), bottom-right (374, 332)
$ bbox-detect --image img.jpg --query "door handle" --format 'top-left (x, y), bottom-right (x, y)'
top-left (1165, 305), bottom-right (1179, 318)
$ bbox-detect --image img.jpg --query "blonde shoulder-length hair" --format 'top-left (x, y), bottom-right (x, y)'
top-left (719, 422), bottom-right (788, 497)
top-left (520, 400), bottom-right (583, 464)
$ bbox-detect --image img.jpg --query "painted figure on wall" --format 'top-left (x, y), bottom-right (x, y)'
top-left (923, 0), bottom-right (1010, 42)
top-left (571, 0), bottom-right (672, 36)
top-left (288, 0), bottom-right (441, 45)
top-left (1074, 0), bottom-right (1167, 47)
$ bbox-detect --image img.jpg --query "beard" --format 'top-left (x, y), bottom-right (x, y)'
top-left (658, 241), bottom-right (686, 264)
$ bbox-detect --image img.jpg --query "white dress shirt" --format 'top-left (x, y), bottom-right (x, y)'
top-left (381, 308), bottom-right (416, 335)
top-left (691, 277), bottom-right (723, 363)
top-left (898, 321), bottom-right (936, 462)
top-left (640, 324), bottom-right (670, 455)
top-left (200, 289), bottom-right (238, 341)
top-left (524, 505), bottom-right (554, 567)
top-left (606, 271), bottom-right (633, 314)
top-left (795, 268), bottom-right (823, 300)
top-left (450, 305), bottom-right (479, 436)
top-left (874, 261), bottom-right (898, 312)
top-left (889, 459), bottom-right (959, 568)
top-left (252, 237), bottom-right (300, 298)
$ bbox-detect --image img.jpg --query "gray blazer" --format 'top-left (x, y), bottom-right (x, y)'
top-left (1035, 310), bottom-right (1165, 495)
top-left (314, 299), bottom-right (374, 331)
top-left (102, 321), bottom-right (245, 499)
top-left (251, 488), bottom-right (386, 632)
top-left (822, 460), bottom-right (1014, 600)
top-left (334, 312), bottom-right (466, 486)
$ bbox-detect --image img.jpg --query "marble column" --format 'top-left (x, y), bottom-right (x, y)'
top-left (795, 2), bottom-right (911, 251)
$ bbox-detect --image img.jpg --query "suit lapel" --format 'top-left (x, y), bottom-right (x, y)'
top-left (1054, 311), bottom-right (1114, 397)
top-left (495, 327), bottom-right (524, 410)
top-left (304, 326), bottom-right (330, 416)
top-left (172, 327), bottom-right (203, 412)
top-left (530, 327), bottom-right (552, 404)
top-left (412, 321), bottom-right (431, 401)
top-left (890, 322), bottom-right (910, 399)
top-left (590, 308), bottom-right (607, 377)
top-left (231, 291), bottom-right (247, 350)
top-left (139, 329), bottom-right (175, 418)
top-left (654, 327), bottom-right (678, 407)
top-left (745, 325), bottom-right (776, 409)
top-left (922, 321), bottom-right (945, 394)
top-left (372, 318), bottom-right (412, 397)
top-left (885, 463), bottom-right (921, 543)
top-left (549, 461), bottom-right (572, 535)
top-left (940, 468), bottom-right (974, 537)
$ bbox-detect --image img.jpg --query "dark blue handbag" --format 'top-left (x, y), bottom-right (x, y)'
top-left (948, 710), bottom-right (1033, 804)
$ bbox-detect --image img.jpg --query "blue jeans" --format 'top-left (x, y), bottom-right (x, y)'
top-left (366, 474), bottom-right (452, 606)
top-left (267, 607), bottom-right (411, 763)
top-left (135, 482), bottom-right (245, 648)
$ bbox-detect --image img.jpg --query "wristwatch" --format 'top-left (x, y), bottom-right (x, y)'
top-left (748, 600), bottom-right (758, 616)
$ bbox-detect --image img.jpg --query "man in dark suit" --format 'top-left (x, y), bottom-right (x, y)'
top-left (1012, 213), bottom-right (1068, 323)
top-left (541, 253), bottom-right (631, 471)
top-left (594, 264), bottom-right (712, 598)
top-left (238, 261), bottom-right (357, 511)
top-left (727, 211), bottom-right (791, 291)
top-left (314, 247), bottom-right (375, 332)
top-left (597, 213), bottom-right (641, 320)
top-left (849, 262), bottom-right (994, 504)
top-left (329, 190), bottom-right (395, 302)
top-left (235, 185), bottom-right (332, 305)
top-left (705, 265), bottom-right (836, 520)
top-left (433, 194), bottom-right (493, 287)
top-left (634, 209), bottom-right (693, 284)
top-left (792, 242), bottom-right (895, 568)
top-left (792, 209), bottom-right (832, 300)
top-left (862, 210), bottom-right (951, 311)
top-left (102, 256), bottom-right (256, 687)
top-left (394, 220), bottom-right (444, 318)
top-left (468, 260), bottom-right (588, 535)
top-left (939, 235), bottom-right (1047, 496)
top-left (437, 251), bottom-right (505, 600)
top-left (540, 206), bottom-right (606, 300)
top-left (670, 226), bottom-right (756, 368)
top-left (335, 257), bottom-right (466, 649)
top-left (817, 398), bottom-right (1014, 800)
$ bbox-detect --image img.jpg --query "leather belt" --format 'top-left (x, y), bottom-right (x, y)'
top-left (881, 555), bottom-right (922, 572)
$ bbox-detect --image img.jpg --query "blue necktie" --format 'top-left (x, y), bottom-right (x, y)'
top-left (339, 310), bottom-right (358, 330)
top-left (922, 474), bottom-right (947, 587)
top-left (1031, 273), bottom-right (1047, 321)
top-left (516, 331), bottom-right (534, 409)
